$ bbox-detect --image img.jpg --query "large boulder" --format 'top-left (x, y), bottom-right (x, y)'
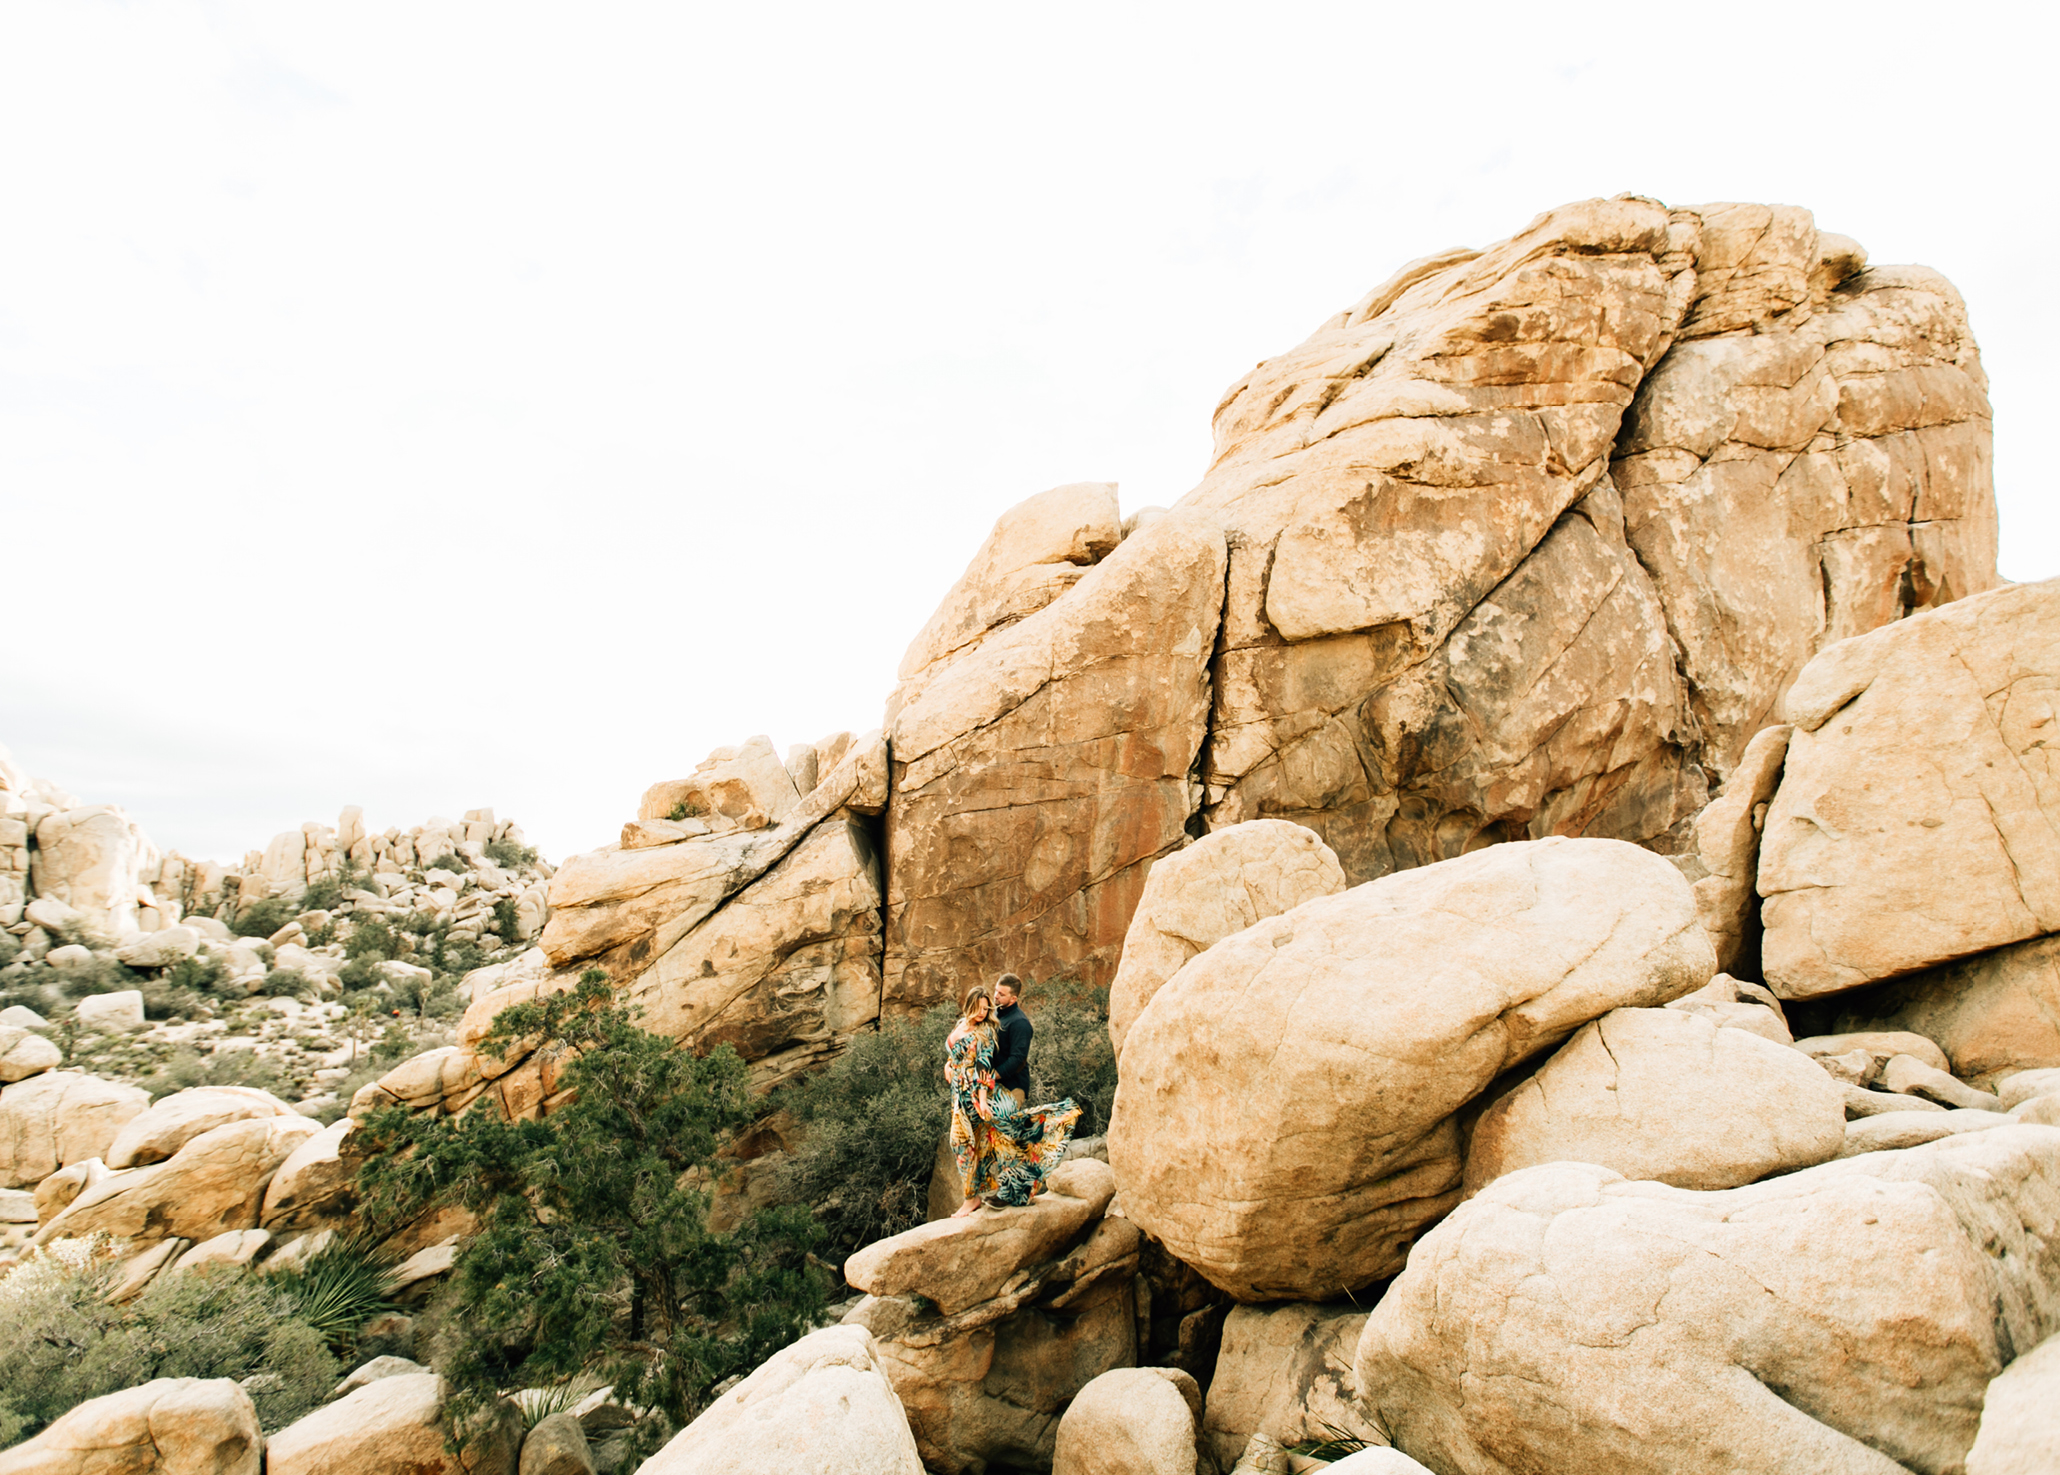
top-left (0, 1025), bottom-right (61, 1084)
top-left (1201, 1302), bottom-right (1382, 1472)
top-left (35, 1113), bottom-right (320, 1245)
top-left (636, 1325), bottom-right (923, 1475)
top-left (0, 1070), bottom-right (149, 1188)
top-left (634, 735), bottom-right (801, 835)
top-left (1355, 1125), bottom-right (2060, 1475)
top-left (1111, 837), bottom-right (1712, 1299)
top-left (30, 805), bottom-right (149, 935)
top-left (1052, 1367), bottom-right (1201, 1475)
top-left (0, 1376), bottom-right (260, 1475)
top-left (1108, 820), bottom-right (1346, 1056)
top-left (1832, 935), bottom-right (2060, 1091)
top-left (883, 507), bottom-right (1227, 1007)
top-left (106, 1087), bottom-right (301, 1169)
top-left (267, 1373), bottom-right (520, 1475)
top-left (1464, 1006), bottom-right (1846, 1193)
top-left (259, 1116), bottom-right (355, 1230)
top-left (1968, 1331), bottom-right (2060, 1475)
top-left (1185, 200), bottom-right (1994, 890)
top-left (1759, 578), bottom-right (2060, 998)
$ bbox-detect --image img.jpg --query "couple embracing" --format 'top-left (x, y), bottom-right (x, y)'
top-left (944, 973), bottom-right (1081, 1217)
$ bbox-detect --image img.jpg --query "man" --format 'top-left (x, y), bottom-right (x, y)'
top-left (992, 973), bottom-right (1032, 1110)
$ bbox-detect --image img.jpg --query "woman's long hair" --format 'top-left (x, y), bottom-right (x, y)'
top-left (959, 984), bottom-right (994, 1033)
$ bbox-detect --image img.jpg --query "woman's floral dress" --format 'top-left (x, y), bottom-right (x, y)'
top-left (946, 1022), bottom-right (1080, 1207)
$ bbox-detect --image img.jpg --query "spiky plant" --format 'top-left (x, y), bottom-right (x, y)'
top-left (269, 1235), bottom-right (399, 1357)
top-left (513, 1374), bottom-right (607, 1429)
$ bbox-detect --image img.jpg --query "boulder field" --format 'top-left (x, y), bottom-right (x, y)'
top-left (4, 194), bottom-right (2055, 1473)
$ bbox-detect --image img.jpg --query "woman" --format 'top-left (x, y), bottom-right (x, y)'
top-left (945, 982), bottom-right (1080, 1217)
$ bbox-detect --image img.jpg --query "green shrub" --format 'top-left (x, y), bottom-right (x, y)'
top-left (345, 917), bottom-right (407, 962)
top-left (300, 876), bottom-right (344, 913)
top-left (353, 972), bottom-right (827, 1456)
top-left (1024, 981), bottom-right (1119, 1136)
top-left (490, 897), bottom-right (520, 941)
top-left (484, 838), bottom-right (539, 869)
top-left (163, 950), bottom-right (233, 995)
top-left (0, 931), bottom-right (21, 968)
top-left (54, 956), bottom-right (144, 1002)
top-left (139, 1045), bottom-right (294, 1101)
top-left (776, 1005), bottom-right (956, 1261)
top-left (257, 967), bottom-right (316, 1001)
top-left (0, 1241), bottom-right (339, 1444)
top-left (231, 898), bottom-right (296, 939)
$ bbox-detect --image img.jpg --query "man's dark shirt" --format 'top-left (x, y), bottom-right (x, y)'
top-left (993, 1003), bottom-right (1033, 1093)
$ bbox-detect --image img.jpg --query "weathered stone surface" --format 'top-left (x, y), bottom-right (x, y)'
top-left (884, 509), bottom-right (1227, 1007)
top-left (1357, 1126), bottom-right (2060, 1475)
top-left (75, 990), bottom-right (146, 1034)
top-left (1109, 820), bottom-right (1345, 1057)
top-left (1967, 1331), bottom-right (2060, 1475)
top-left (1795, 1030), bottom-right (1951, 1081)
top-left (639, 1325), bottom-right (923, 1475)
top-left (896, 481), bottom-right (1124, 692)
top-left (618, 818), bottom-right (881, 1092)
top-left (0, 1025), bottom-right (61, 1083)
top-left (1842, 1084), bottom-right (1946, 1120)
top-left (0, 1070), bottom-right (149, 1188)
top-left (1832, 935), bottom-right (2060, 1091)
top-left (1202, 1302), bottom-right (1382, 1472)
top-left (170, 1228), bottom-right (271, 1275)
top-left (107, 1087), bottom-right (300, 1169)
top-left (1112, 837), bottom-right (1712, 1299)
top-left (1615, 234), bottom-right (1996, 779)
top-left (268, 1374), bottom-right (519, 1475)
top-left (115, 924), bottom-right (200, 969)
top-left (1053, 1367), bottom-right (1198, 1475)
top-left (1760, 579), bottom-right (2060, 998)
top-left (1837, 1108), bottom-right (2013, 1158)
top-left (635, 735), bottom-right (800, 834)
top-left (259, 1116), bottom-right (355, 1230)
top-left (2000, 1070), bottom-right (2060, 1112)
top-left (1466, 1006), bottom-right (1844, 1194)
top-left (1663, 973), bottom-right (1793, 1044)
top-left (1682, 724), bottom-right (1790, 974)
top-left (328, 1355), bottom-right (427, 1403)
top-left (106, 1237), bottom-right (187, 1303)
top-left (1881, 1053), bottom-right (2000, 1111)
top-left (0, 1186), bottom-right (34, 1222)
top-left (519, 1411), bottom-right (596, 1475)
top-left (30, 805), bottom-right (149, 935)
top-left (36, 1114), bottom-right (320, 1245)
top-left (0, 1376), bottom-right (260, 1475)
top-left (846, 1159), bottom-right (1116, 1316)
top-left (1187, 201), bottom-right (1709, 882)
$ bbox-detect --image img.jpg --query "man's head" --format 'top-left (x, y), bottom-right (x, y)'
top-left (994, 973), bottom-right (1023, 1010)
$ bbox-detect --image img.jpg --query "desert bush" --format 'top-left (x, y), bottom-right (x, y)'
top-left (138, 1044), bottom-right (295, 1101)
top-left (54, 956), bottom-right (144, 1001)
top-left (491, 897), bottom-right (520, 941)
top-left (1024, 981), bottom-right (1119, 1135)
top-left (0, 931), bottom-right (21, 968)
top-left (345, 916), bottom-right (408, 961)
top-left (300, 876), bottom-right (343, 913)
top-left (0, 1239), bottom-right (339, 1444)
top-left (353, 972), bottom-right (826, 1457)
top-left (257, 967), bottom-right (316, 1001)
top-left (268, 1235), bottom-right (399, 1358)
top-left (230, 897), bottom-right (296, 939)
top-left (484, 837), bottom-right (539, 869)
top-left (776, 1005), bottom-right (956, 1260)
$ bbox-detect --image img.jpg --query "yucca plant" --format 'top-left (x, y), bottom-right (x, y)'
top-left (270, 1235), bottom-right (400, 1358)
top-left (513, 1373), bottom-right (607, 1429)
top-left (1286, 1421), bottom-right (1376, 1459)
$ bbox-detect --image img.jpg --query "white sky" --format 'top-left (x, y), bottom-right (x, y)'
top-left (3, 2), bottom-right (2054, 866)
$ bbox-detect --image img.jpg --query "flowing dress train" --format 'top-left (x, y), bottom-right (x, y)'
top-left (946, 1021), bottom-right (1080, 1207)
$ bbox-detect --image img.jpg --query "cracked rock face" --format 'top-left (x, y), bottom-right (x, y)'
top-left (1109, 836), bottom-right (1712, 1301)
top-left (883, 510), bottom-right (1227, 1009)
top-left (1759, 578), bottom-right (2060, 998)
top-left (1833, 934), bottom-right (2060, 1091)
top-left (1179, 197), bottom-right (1994, 891)
top-left (1356, 1125), bottom-right (2060, 1475)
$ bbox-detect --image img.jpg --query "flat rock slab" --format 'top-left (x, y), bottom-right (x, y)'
top-left (845, 1159), bottom-right (1115, 1316)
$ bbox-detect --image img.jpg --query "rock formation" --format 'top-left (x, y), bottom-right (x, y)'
top-left (1355, 1127), bottom-right (2060, 1475)
top-left (1110, 836), bottom-right (1713, 1299)
top-left (0, 1376), bottom-right (262, 1475)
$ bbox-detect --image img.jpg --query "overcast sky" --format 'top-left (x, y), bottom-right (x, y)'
top-left (4, 2), bottom-right (2053, 866)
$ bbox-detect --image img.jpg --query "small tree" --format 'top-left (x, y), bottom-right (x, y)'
top-left (352, 972), bottom-right (827, 1454)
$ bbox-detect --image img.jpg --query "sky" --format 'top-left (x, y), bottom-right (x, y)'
top-left (3, 1), bottom-right (2054, 866)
